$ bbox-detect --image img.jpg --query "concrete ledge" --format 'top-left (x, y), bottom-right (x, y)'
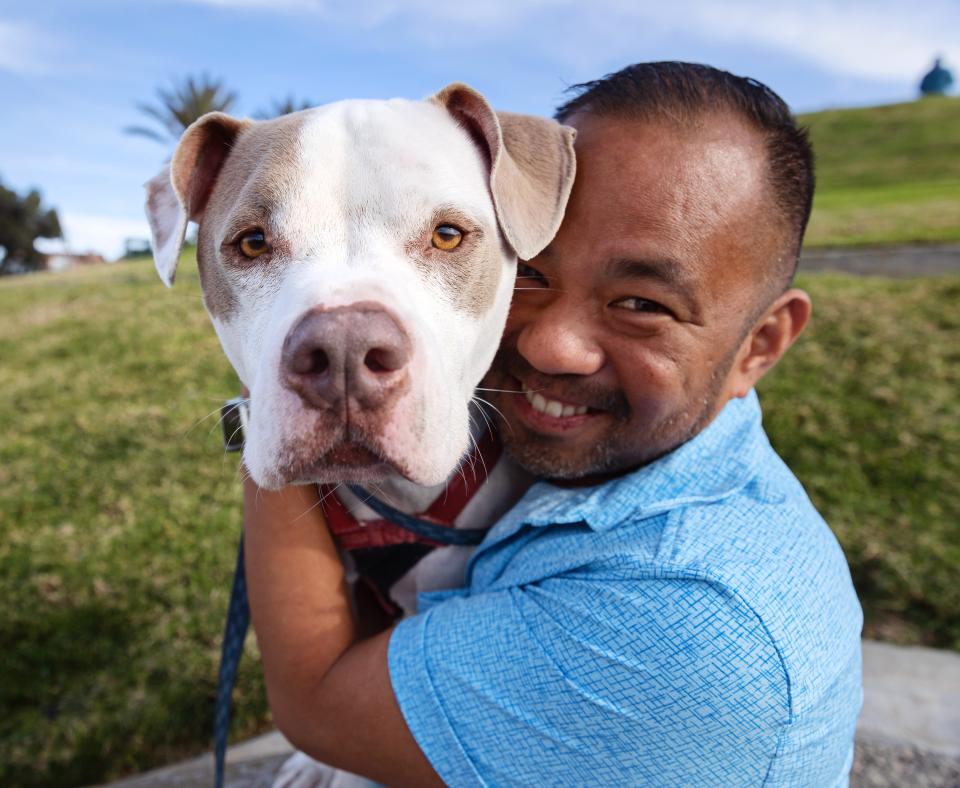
top-left (859, 640), bottom-right (960, 757)
top-left (106, 731), bottom-right (293, 788)
top-left (107, 639), bottom-right (960, 786)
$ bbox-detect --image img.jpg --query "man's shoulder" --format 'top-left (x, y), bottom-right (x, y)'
top-left (502, 431), bottom-right (862, 701)
top-left (639, 458), bottom-right (863, 711)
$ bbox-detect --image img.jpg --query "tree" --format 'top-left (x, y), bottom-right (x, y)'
top-left (126, 74), bottom-right (238, 144)
top-left (920, 57), bottom-right (954, 97)
top-left (255, 95), bottom-right (315, 119)
top-left (0, 181), bottom-right (62, 275)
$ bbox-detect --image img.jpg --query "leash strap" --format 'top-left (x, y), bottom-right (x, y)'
top-left (213, 535), bottom-right (250, 788)
top-left (346, 485), bottom-right (487, 546)
top-left (212, 491), bottom-right (485, 786)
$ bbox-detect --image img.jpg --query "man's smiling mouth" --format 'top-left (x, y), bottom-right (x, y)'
top-left (522, 386), bottom-right (589, 418)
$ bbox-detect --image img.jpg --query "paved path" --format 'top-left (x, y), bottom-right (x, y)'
top-left (799, 244), bottom-right (960, 277)
top-left (108, 639), bottom-right (960, 787)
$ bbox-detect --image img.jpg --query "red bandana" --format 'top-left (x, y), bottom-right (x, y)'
top-left (320, 430), bottom-right (502, 551)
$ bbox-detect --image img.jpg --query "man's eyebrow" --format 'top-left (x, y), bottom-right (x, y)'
top-left (606, 257), bottom-right (692, 290)
top-left (605, 257), bottom-right (702, 315)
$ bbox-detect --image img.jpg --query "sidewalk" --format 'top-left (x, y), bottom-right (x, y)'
top-left (108, 639), bottom-right (960, 787)
top-left (799, 243), bottom-right (960, 277)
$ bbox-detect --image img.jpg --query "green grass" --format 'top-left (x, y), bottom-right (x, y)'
top-left (0, 257), bottom-right (264, 785)
top-left (759, 272), bottom-right (960, 647)
top-left (800, 95), bottom-right (960, 247)
top-left (1, 258), bottom-right (958, 783)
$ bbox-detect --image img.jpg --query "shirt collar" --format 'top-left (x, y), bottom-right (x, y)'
top-left (491, 389), bottom-right (768, 535)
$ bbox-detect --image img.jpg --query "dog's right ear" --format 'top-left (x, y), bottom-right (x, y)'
top-left (432, 83), bottom-right (576, 262)
top-left (144, 113), bottom-right (248, 287)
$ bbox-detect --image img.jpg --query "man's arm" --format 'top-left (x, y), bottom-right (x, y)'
top-left (244, 477), bottom-right (792, 786)
top-left (242, 477), bottom-right (442, 786)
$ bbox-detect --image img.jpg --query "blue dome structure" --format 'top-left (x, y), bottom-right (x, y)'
top-left (920, 57), bottom-right (954, 96)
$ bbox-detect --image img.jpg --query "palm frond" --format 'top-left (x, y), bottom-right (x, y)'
top-left (126, 74), bottom-right (238, 144)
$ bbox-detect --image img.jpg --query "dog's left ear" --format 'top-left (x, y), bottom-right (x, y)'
top-left (432, 83), bottom-right (576, 261)
top-left (144, 113), bottom-right (249, 287)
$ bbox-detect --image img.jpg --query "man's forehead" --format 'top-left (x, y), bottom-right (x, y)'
top-left (541, 110), bottom-right (779, 309)
top-left (569, 110), bottom-right (768, 208)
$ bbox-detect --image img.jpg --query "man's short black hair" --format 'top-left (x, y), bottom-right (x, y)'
top-left (556, 61), bottom-right (814, 290)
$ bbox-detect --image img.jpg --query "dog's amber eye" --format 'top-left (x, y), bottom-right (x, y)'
top-left (238, 230), bottom-right (269, 259)
top-left (431, 225), bottom-right (462, 251)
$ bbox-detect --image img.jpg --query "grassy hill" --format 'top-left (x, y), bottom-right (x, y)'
top-left (802, 95), bottom-right (960, 247)
top-left (1, 257), bottom-right (958, 783)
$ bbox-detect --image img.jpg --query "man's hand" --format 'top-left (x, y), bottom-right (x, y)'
top-left (242, 476), bottom-right (442, 786)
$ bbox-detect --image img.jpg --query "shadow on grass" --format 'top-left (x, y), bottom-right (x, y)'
top-left (0, 596), bottom-right (257, 786)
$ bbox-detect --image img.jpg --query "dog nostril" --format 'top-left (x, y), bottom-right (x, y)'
top-left (292, 347), bottom-right (329, 376)
top-left (364, 347), bottom-right (400, 373)
top-left (309, 349), bottom-right (330, 375)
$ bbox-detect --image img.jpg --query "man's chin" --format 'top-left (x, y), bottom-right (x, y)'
top-left (501, 432), bottom-right (613, 481)
top-left (496, 408), bottom-right (616, 480)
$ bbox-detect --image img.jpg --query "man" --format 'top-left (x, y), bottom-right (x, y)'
top-left (244, 62), bottom-right (863, 786)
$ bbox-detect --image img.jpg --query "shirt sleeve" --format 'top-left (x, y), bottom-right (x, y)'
top-left (388, 573), bottom-right (791, 787)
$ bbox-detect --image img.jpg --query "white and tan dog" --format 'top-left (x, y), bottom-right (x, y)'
top-left (147, 83), bottom-right (573, 494)
top-left (145, 84), bottom-right (575, 786)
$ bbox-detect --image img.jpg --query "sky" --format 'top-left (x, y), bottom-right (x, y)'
top-left (1, 0), bottom-right (957, 260)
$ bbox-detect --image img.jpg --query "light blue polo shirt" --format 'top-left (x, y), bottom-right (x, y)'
top-left (388, 390), bottom-right (863, 787)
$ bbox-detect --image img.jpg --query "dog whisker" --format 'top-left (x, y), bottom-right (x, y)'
top-left (472, 395), bottom-right (514, 436)
top-left (184, 404), bottom-right (231, 439)
top-left (319, 483), bottom-right (343, 506)
top-left (364, 482), bottom-right (404, 512)
top-left (467, 428), bottom-right (489, 485)
top-left (473, 399), bottom-right (497, 440)
top-left (292, 488), bottom-right (328, 523)
top-left (474, 386), bottom-right (542, 394)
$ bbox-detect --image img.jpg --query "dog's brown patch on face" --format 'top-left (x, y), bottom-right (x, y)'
top-left (196, 112), bottom-right (310, 320)
top-left (405, 207), bottom-right (503, 317)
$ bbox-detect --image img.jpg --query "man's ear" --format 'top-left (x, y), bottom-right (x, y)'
top-left (432, 83), bottom-right (577, 261)
top-left (729, 289), bottom-right (813, 398)
top-left (144, 112), bottom-right (248, 287)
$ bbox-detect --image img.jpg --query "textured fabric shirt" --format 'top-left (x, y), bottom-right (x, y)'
top-left (388, 390), bottom-right (863, 787)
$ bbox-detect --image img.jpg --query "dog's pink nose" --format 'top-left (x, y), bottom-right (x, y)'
top-left (281, 302), bottom-right (410, 411)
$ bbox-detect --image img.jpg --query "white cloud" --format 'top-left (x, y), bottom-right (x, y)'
top-left (36, 213), bottom-right (152, 261)
top-left (678, 0), bottom-right (959, 83)
top-left (173, 0), bottom-right (959, 85)
top-left (0, 20), bottom-right (58, 74)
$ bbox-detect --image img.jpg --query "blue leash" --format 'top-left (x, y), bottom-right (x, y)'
top-left (214, 535), bottom-right (249, 788)
top-left (345, 485), bottom-right (487, 547)
top-left (212, 474), bottom-right (486, 787)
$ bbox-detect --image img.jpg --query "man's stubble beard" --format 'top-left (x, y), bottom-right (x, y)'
top-left (486, 344), bottom-right (738, 482)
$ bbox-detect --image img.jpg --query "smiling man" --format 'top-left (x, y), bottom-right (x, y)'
top-left (244, 62), bottom-right (863, 787)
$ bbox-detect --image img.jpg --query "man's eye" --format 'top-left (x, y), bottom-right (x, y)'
top-left (516, 262), bottom-right (548, 288)
top-left (612, 296), bottom-right (671, 315)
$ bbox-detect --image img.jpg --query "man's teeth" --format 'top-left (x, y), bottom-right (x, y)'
top-left (524, 388), bottom-right (588, 418)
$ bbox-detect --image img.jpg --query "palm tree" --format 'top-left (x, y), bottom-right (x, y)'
top-left (126, 74), bottom-right (238, 144)
top-left (256, 95), bottom-right (314, 119)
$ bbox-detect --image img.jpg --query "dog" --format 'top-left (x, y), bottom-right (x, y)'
top-left (145, 83), bottom-right (575, 786)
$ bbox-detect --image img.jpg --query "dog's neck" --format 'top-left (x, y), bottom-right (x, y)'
top-left (365, 473), bottom-right (449, 515)
top-left (346, 401), bottom-right (498, 515)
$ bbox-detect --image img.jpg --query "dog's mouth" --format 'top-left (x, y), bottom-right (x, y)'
top-left (281, 433), bottom-right (416, 486)
top-left (322, 441), bottom-right (383, 467)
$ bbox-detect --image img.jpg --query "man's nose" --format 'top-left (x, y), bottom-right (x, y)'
top-left (514, 299), bottom-right (604, 376)
top-left (281, 303), bottom-right (410, 411)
